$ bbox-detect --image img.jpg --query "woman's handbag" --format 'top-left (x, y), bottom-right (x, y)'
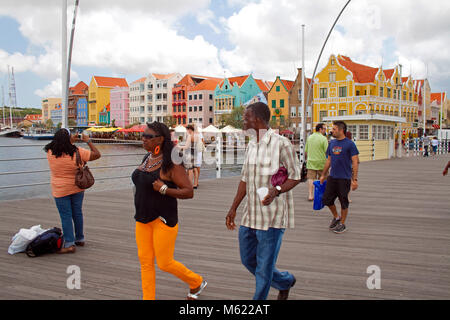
top-left (75, 149), bottom-right (95, 189)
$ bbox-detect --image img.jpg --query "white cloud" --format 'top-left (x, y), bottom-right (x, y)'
top-left (34, 78), bottom-right (62, 98)
top-left (196, 9), bottom-right (221, 34)
top-left (220, 0), bottom-right (450, 90)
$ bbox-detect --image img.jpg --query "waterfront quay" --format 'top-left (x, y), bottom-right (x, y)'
top-left (0, 154), bottom-right (449, 300)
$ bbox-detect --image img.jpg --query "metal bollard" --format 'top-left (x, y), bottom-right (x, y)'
top-left (216, 136), bottom-right (222, 179)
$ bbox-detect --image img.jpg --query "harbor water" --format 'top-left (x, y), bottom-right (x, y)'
top-left (0, 137), bottom-right (244, 201)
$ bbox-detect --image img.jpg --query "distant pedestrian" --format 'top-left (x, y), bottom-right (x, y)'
top-left (431, 136), bottom-right (439, 155)
top-left (443, 161), bottom-right (450, 176)
top-left (193, 125), bottom-right (205, 189)
top-left (320, 121), bottom-right (359, 234)
top-left (45, 128), bottom-right (101, 253)
top-left (304, 123), bottom-right (328, 201)
top-left (179, 125), bottom-right (196, 186)
top-left (132, 122), bottom-right (206, 300)
top-left (423, 134), bottom-right (430, 157)
top-left (226, 102), bottom-right (301, 300)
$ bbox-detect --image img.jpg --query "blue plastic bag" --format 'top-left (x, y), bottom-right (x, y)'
top-left (313, 180), bottom-right (327, 211)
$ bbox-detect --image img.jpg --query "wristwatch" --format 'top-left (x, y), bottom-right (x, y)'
top-left (275, 185), bottom-right (282, 196)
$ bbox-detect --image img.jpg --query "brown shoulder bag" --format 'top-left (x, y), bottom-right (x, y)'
top-left (75, 149), bottom-right (95, 189)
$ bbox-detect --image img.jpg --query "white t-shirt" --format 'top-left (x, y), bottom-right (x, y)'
top-left (431, 139), bottom-right (439, 146)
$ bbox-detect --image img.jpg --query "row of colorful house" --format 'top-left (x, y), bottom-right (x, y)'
top-left (40, 54), bottom-right (449, 139)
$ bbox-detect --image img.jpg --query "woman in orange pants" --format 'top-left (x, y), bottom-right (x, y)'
top-left (132, 122), bottom-right (207, 300)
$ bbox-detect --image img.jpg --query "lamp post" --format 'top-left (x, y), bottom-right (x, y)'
top-left (300, 24), bottom-right (306, 164)
top-left (397, 64), bottom-right (402, 158)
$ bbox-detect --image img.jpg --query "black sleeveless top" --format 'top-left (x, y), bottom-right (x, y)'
top-left (132, 155), bottom-right (178, 227)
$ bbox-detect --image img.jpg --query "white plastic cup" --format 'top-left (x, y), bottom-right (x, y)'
top-left (257, 187), bottom-right (269, 202)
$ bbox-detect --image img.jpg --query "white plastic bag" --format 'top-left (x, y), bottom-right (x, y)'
top-left (8, 225), bottom-right (48, 255)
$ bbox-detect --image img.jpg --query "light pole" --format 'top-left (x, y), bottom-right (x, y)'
top-left (397, 64), bottom-right (402, 158)
top-left (300, 24), bottom-right (306, 164)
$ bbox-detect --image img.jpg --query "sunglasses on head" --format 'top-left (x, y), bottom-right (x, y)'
top-left (142, 133), bottom-right (161, 139)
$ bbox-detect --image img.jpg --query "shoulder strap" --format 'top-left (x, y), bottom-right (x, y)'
top-left (75, 149), bottom-right (83, 168)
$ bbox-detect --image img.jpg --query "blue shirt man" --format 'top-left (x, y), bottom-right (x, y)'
top-left (320, 121), bottom-right (359, 234)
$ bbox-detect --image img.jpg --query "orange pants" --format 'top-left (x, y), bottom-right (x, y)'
top-left (135, 219), bottom-right (203, 300)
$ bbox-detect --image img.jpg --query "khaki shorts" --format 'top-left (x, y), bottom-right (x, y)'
top-left (307, 169), bottom-right (325, 180)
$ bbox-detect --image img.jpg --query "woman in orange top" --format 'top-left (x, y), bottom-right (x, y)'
top-left (45, 128), bottom-right (101, 253)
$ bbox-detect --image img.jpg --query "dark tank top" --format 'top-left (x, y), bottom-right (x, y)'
top-left (132, 155), bottom-right (178, 227)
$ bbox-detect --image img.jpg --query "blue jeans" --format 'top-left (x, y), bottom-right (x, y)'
top-left (54, 191), bottom-right (85, 248)
top-left (239, 226), bottom-right (295, 300)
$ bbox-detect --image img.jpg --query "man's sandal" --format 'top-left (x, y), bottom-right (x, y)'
top-left (186, 280), bottom-right (207, 300)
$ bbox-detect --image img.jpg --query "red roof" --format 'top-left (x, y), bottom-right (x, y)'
top-left (191, 78), bottom-right (223, 91)
top-left (152, 73), bottom-right (177, 80)
top-left (69, 81), bottom-right (88, 95)
top-left (431, 92), bottom-right (445, 104)
top-left (94, 76), bottom-right (128, 88)
top-left (280, 79), bottom-right (294, 91)
top-left (131, 77), bottom-right (146, 84)
top-left (383, 68), bottom-right (395, 80)
top-left (337, 55), bottom-right (379, 83)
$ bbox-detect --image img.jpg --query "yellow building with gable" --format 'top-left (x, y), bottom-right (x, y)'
top-left (88, 76), bottom-right (128, 125)
top-left (267, 76), bottom-right (294, 127)
top-left (314, 54), bottom-right (420, 161)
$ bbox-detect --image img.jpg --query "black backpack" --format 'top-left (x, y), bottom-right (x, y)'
top-left (26, 227), bottom-right (63, 257)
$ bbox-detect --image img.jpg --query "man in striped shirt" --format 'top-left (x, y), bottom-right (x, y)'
top-left (226, 102), bottom-right (301, 300)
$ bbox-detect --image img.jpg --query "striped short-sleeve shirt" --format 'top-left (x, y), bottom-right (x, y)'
top-left (240, 128), bottom-right (301, 230)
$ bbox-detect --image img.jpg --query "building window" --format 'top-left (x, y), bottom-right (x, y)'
top-left (199, 94), bottom-right (203, 100)
top-left (194, 106), bottom-right (197, 112)
top-left (356, 90), bottom-right (360, 96)
top-left (276, 86), bottom-right (280, 92)
top-left (320, 88), bottom-right (327, 98)
top-left (209, 118), bottom-right (213, 124)
top-left (359, 125), bottom-right (369, 140)
top-left (331, 58), bottom-right (335, 65)
top-left (393, 89), bottom-right (397, 99)
top-left (280, 99), bottom-right (285, 108)
top-left (178, 106), bottom-right (181, 112)
top-left (347, 125), bottom-right (357, 139)
top-left (409, 92), bottom-right (412, 101)
top-left (355, 110), bottom-right (366, 115)
top-left (319, 110), bottom-right (328, 121)
top-left (182, 106), bottom-right (186, 112)
top-left (298, 89), bottom-right (302, 100)
top-left (272, 100), bottom-right (276, 108)
top-left (189, 106), bottom-right (192, 112)
top-left (329, 72), bottom-right (336, 82)
top-left (339, 109), bottom-right (347, 116)
top-left (209, 106), bottom-right (213, 112)
top-left (189, 118), bottom-right (192, 123)
top-left (199, 106), bottom-right (203, 112)
top-left (339, 86), bottom-right (347, 97)
top-left (209, 94), bottom-right (213, 100)
top-left (189, 95), bottom-right (192, 100)
top-left (194, 94), bottom-right (197, 100)
top-left (379, 87), bottom-right (384, 97)
top-left (173, 106), bottom-right (176, 113)
top-left (387, 88), bottom-right (391, 98)
top-left (403, 91), bottom-right (406, 101)
top-left (290, 107), bottom-right (297, 117)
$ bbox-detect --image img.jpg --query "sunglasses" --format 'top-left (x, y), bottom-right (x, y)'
top-left (142, 133), bottom-right (161, 139)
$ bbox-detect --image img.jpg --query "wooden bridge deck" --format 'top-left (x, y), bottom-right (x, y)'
top-left (0, 154), bottom-right (449, 300)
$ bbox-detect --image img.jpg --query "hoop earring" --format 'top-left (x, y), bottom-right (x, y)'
top-left (154, 145), bottom-right (161, 155)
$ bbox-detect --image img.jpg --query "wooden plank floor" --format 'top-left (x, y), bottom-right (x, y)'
top-left (0, 154), bottom-right (449, 300)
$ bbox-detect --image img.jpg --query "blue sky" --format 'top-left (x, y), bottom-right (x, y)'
top-left (0, 0), bottom-right (448, 109)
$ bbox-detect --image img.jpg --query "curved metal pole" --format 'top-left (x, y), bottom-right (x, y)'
top-left (66, 0), bottom-right (80, 127)
top-left (305, 0), bottom-right (352, 124)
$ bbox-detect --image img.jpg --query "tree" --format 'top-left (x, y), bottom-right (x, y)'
top-left (163, 116), bottom-right (177, 128)
top-left (45, 119), bottom-right (54, 129)
top-left (223, 106), bottom-right (245, 129)
top-left (68, 119), bottom-right (77, 127)
top-left (111, 119), bottom-right (116, 128)
top-left (57, 122), bottom-right (62, 129)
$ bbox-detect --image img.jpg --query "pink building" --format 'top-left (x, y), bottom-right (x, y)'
top-left (188, 79), bottom-right (222, 128)
top-left (110, 86), bottom-right (130, 127)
